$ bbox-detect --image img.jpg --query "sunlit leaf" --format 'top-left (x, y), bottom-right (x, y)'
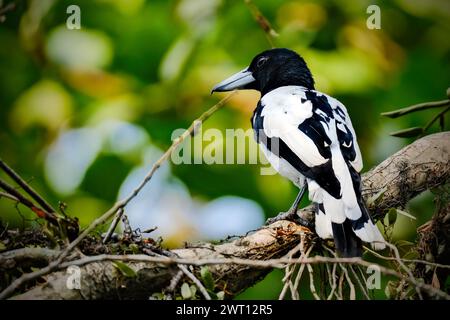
top-left (396, 208), bottom-right (416, 220)
top-left (181, 282), bottom-right (192, 299)
top-left (200, 266), bottom-right (215, 291)
top-left (113, 261), bottom-right (137, 278)
top-left (387, 208), bottom-right (397, 225)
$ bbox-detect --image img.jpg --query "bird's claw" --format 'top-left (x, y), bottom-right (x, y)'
top-left (266, 209), bottom-right (313, 229)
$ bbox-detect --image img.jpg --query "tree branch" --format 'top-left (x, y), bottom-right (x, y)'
top-left (6, 132), bottom-right (450, 300)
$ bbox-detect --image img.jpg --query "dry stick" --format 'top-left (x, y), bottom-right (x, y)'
top-left (0, 179), bottom-right (37, 210)
top-left (0, 159), bottom-right (57, 215)
top-left (385, 242), bottom-right (423, 300)
top-left (349, 266), bottom-right (370, 300)
top-left (165, 270), bottom-right (184, 294)
top-left (306, 262), bottom-right (320, 300)
top-left (0, 191), bottom-right (19, 203)
top-left (323, 245), bottom-right (356, 300)
top-left (0, 92), bottom-right (237, 300)
top-left (178, 265), bottom-right (211, 300)
top-left (364, 246), bottom-right (450, 270)
top-left (0, 178), bottom-right (56, 224)
top-left (342, 264), bottom-right (356, 300)
top-left (279, 243), bottom-right (302, 300)
top-left (327, 263), bottom-right (338, 300)
top-left (291, 237), bottom-right (314, 299)
top-left (424, 105), bottom-right (450, 131)
top-left (244, 0), bottom-right (278, 48)
top-left (102, 208), bottom-right (124, 244)
top-left (337, 271), bottom-right (344, 300)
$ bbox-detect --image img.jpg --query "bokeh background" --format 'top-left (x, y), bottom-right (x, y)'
top-left (0, 0), bottom-right (449, 299)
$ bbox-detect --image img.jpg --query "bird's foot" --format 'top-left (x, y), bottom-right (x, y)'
top-left (266, 209), bottom-right (297, 225)
top-left (266, 209), bottom-right (313, 229)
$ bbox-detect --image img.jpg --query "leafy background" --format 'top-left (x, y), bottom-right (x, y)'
top-left (0, 0), bottom-right (449, 299)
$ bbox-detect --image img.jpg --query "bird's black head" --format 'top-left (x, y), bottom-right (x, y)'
top-left (212, 48), bottom-right (315, 96)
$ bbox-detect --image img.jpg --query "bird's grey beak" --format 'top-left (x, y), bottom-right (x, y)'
top-left (211, 68), bottom-right (255, 94)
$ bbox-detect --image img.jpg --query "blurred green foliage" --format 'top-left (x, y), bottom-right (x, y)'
top-left (0, 0), bottom-right (449, 299)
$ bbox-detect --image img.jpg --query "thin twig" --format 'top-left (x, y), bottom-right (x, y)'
top-left (178, 265), bottom-right (211, 300)
top-left (165, 270), bottom-right (184, 294)
top-left (385, 242), bottom-right (423, 300)
top-left (306, 263), bottom-right (320, 300)
top-left (244, 0), bottom-right (278, 48)
top-left (342, 264), bottom-right (356, 300)
top-left (0, 159), bottom-right (57, 214)
top-left (349, 266), bottom-right (370, 300)
top-left (381, 99), bottom-right (450, 118)
top-left (364, 246), bottom-right (450, 270)
top-left (0, 178), bottom-right (57, 224)
top-left (424, 105), bottom-right (450, 131)
top-left (327, 263), bottom-right (338, 300)
top-left (292, 245), bottom-right (313, 299)
top-left (103, 208), bottom-right (124, 244)
top-left (0, 191), bottom-right (19, 203)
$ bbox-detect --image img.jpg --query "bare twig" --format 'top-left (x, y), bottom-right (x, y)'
top-left (424, 105), bottom-right (450, 131)
top-left (327, 263), bottom-right (338, 300)
top-left (385, 242), bottom-right (423, 300)
top-left (364, 246), bottom-right (450, 270)
top-left (292, 245), bottom-right (313, 299)
top-left (0, 159), bottom-right (57, 215)
top-left (103, 208), bottom-right (124, 244)
top-left (350, 266), bottom-right (370, 300)
top-left (244, 0), bottom-right (278, 48)
top-left (165, 270), bottom-right (184, 294)
top-left (0, 191), bottom-right (19, 203)
top-left (0, 178), bottom-right (57, 224)
top-left (381, 99), bottom-right (450, 118)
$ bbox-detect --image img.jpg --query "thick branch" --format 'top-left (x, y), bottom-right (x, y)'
top-left (8, 132), bottom-right (450, 300)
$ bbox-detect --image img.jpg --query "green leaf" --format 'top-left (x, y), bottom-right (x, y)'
top-left (389, 127), bottom-right (423, 138)
top-left (384, 280), bottom-right (398, 299)
top-left (216, 291), bottom-right (225, 300)
top-left (0, 242), bottom-right (6, 252)
top-left (151, 292), bottom-right (164, 300)
top-left (113, 261), bottom-right (137, 278)
top-left (387, 208), bottom-right (397, 226)
top-left (396, 208), bottom-right (416, 220)
top-left (181, 282), bottom-right (192, 299)
top-left (190, 285), bottom-right (197, 298)
top-left (200, 267), bottom-right (215, 291)
top-left (129, 243), bottom-right (139, 254)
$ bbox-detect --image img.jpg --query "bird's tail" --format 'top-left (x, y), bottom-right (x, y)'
top-left (314, 166), bottom-right (386, 257)
top-left (316, 203), bottom-right (362, 258)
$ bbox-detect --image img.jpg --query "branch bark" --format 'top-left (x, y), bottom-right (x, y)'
top-left (7, 131), bottom-right (450, 300)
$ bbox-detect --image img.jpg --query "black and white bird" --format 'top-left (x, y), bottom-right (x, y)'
top-left (212, 48), bottom-right (385, 257)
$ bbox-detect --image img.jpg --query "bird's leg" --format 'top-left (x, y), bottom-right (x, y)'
top-left (266, 182), bottom-right (308, 225)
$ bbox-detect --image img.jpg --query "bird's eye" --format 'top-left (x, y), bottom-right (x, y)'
top-left (256, 56), bottom-right (268, 68)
